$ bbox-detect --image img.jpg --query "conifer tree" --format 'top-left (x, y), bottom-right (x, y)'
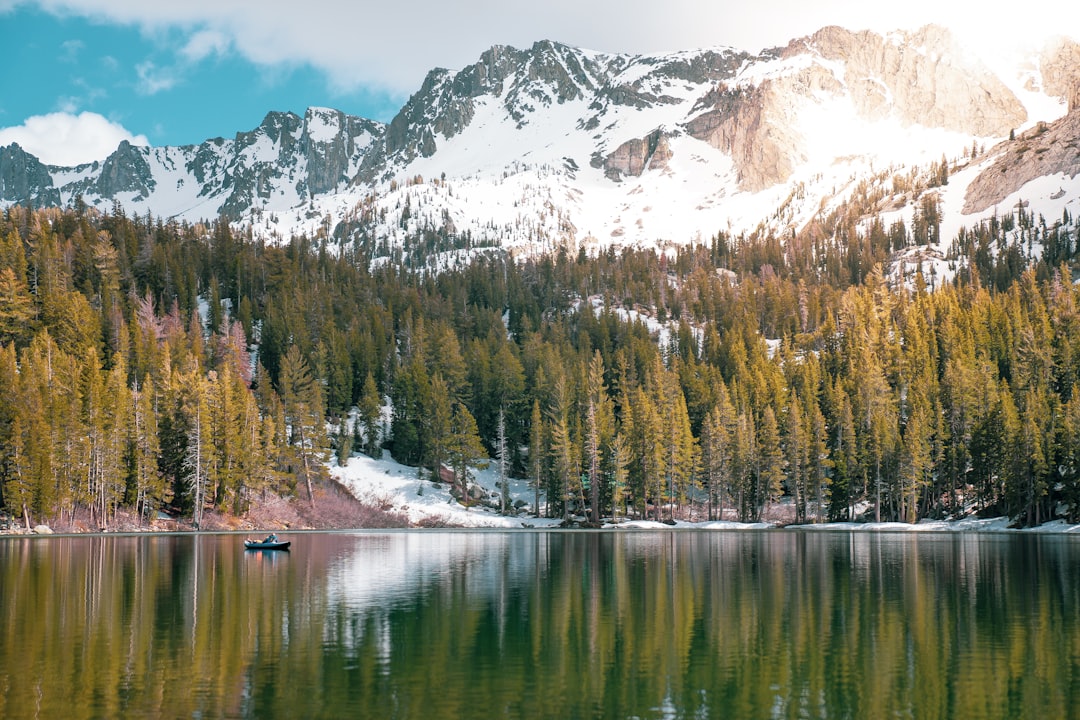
top-left (496, 408), bottom-right (509, 514)
top-left (756, 406), bottom-right (784, 521)
top-left (609, 431), bottom-right (630, 521)
top-left (278, 345), bottom-right (325, 508)
top-left (0, 267), bottom-right (33, 347)
top-left (784, 394), bottom-right (808, 522)
top-left (5, 412), bottom-right (32, 529)
top-left (701, 405), bottom-right (728, 521)
top-left (529, 399), bottom-right (544, 518)
top-left (448, 400), bottom-right (487, 508)
top-left (584, 351), bottom-right (609, 523)
top-left (547, 375), bottom-right (576, 520)
top-left (129, 374), bottom-right (163, 524)
top-left (0, 344), bottom-right (18, 519)
top-left (181, 362), bottom-right (212, 528)
top-left (732, 410), bottom-right (756, 522)
top-left (357, 371), bottom-right (382, 457)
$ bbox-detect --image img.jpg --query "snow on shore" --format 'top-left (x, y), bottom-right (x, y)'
top-left (331, 452), bottom-right (562, 529)
top-left (332, 452), bottom-right (1080, 533)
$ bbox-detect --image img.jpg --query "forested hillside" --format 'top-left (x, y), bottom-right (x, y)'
top-left (1, 196), bottom-right (1078, 530)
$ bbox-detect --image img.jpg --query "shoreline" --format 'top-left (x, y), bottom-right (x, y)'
top-left (5, 516), bottom-right (1080, 537)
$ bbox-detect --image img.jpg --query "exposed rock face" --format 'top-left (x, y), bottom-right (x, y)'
top-left (385, 68), bottom-right (469, 162)
top-left (685, 25), bottom-right (1028, 191)
top-left (1040, 37), bottom-right (1080, 111)
top-left (0, 143), bottom-right (60, 206)
top-left (94, 140), bottom-right (155, 200)
top-left (301, 108), bottom-right (382, 196)
top-left (143, 109), bottom-right (384, 219)
top-left (795, 25), bottom-right (1027, 136)
top-left (650, 49), bottom-right (754, 85)
top-left (380, 40), bottom-right (611, 171)
top-left (600, 130), bottom-right (672, 179)
top-left (685, 80), bottom-right (811, 192)
top-left (216, 111), bottom-right (303, 218)
top-left (964, 110), bottom-right (1080, 214)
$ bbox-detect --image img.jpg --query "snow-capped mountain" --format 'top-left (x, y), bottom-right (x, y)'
top-left (2, 25), bottom-right (1078, 262)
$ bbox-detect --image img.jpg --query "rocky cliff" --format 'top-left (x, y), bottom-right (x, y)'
top-left (964, 109), bottom-right (1080, 214)
top-left (1039, 37), bottom-right (1080, 111)
top-left (684, 26), bottom-right (1028, 191)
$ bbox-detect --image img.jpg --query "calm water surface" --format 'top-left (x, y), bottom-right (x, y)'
top-left (2, 530), bottom-right (1079, 719)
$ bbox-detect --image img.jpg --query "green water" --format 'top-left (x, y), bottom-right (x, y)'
top-left (1, 530), bottom-right (1079, 719)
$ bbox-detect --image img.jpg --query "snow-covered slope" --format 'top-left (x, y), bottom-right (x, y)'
top-left (2, 26), bottom-right (1078, 261)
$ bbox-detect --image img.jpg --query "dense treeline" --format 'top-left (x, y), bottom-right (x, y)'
top-left (0, 197), bottom-right (1078, 529)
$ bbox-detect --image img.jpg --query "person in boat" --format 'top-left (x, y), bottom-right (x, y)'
top-left (263, 533), bottom-right (278, 543)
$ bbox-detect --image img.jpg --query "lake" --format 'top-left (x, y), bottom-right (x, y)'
top-left (1, 530), bottom-right (1078, 719)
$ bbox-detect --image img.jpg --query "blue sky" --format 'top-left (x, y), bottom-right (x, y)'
top-left (0, 0), bottom-right (1071, 166)
top-left (0, 5), bottom-right (404, 162)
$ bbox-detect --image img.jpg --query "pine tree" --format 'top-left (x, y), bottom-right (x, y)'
top-left (701, 405), bottom-right (728, 521)
top-left (448, 401), bottom-right (487, 508)
top-left (425, 373), bottom-right (454, 481)
top-left (357, 372), bottom-right (383, 457)
top-left (756, 406), bottom-right (784, 521)
top-left (335, 417), bottom-right (353, 467)
top-left (804, 396), bottom-right (831, 523)
top-left (0, 343), bottom-right (20, 522)
top-left (547, 375), bottom-right (576, 520)
top-left (496, 408), bottom-right (510, 514)
top-left (783, 394), bottom-right (808, 523)
top-left (390, 352), bottom-right (429, 465)
top-left (584, 351), bottom-right (607, 523)
top-left (490, 342), bottom-right (526, 471)
top-left (665, 370), bottom-right (698, 521)
top-left (529, 399), bottom-right (544, 518)
top-left (732, 410), bottom-right (757, 522)
top-left (181, 363), bottom-right (212, 529)
top-left (129, 374), bottom-right (163, 524)
top-left (5, 412), bottom-right (32, 529)
top-left (278, 345), bottom-right (325, 507)
top-left (609, 431), bottom-right (630, 521)
top-left (0, 267), bottom-right (34, 347)
top-left (899, 397), bottom-right (933, 523)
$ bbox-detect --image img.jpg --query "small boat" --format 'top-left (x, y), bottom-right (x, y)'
top-left (244, 533), bottom-right (291, 550)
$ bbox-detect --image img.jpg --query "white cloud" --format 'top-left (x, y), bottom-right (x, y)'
top-left (59, 38), bottom-right (83, 62)
top-left (135, 60), bottom-right (177, 94)
top-left (19, 0), bottom-right (1080, 95)
top-left (180, 29), bottom-right (229, 63)
top-left (0, 111), bottom-right (149, 165)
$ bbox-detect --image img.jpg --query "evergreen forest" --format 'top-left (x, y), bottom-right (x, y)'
top-left (1, 189), bottom-right (1079, 530)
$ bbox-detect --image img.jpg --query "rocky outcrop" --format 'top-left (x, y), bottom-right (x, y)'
top-left (685, 80), bottom-right (810, 192)
top-left (383, 40), bottom-right (609, 167)
top-left (649, 49), bottom-right (751, 85)
top-left (791, 25), bottom-right (1027, 136)
top-left (94, 141), bottom-right (155, 200)
top-left (300, 108), bottom-right (382, 196)
top-left (0, 143), bottom-right (60, 206)
top-left (685, 24), bottom-right (1028, 191)
top-left (598, 129), bottom-right (672, 180)
top-left (385, 68), bottom-right (473, 162)
top-left (963, 110), bottom-right (1080, 214)
top-left (1039, 37), bottom-right (1080, 111)
top-left (214, 111), bottom-right (303, 217)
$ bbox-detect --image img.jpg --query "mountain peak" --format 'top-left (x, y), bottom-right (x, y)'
top-left (0, 25), bottom-right (1076, 261)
